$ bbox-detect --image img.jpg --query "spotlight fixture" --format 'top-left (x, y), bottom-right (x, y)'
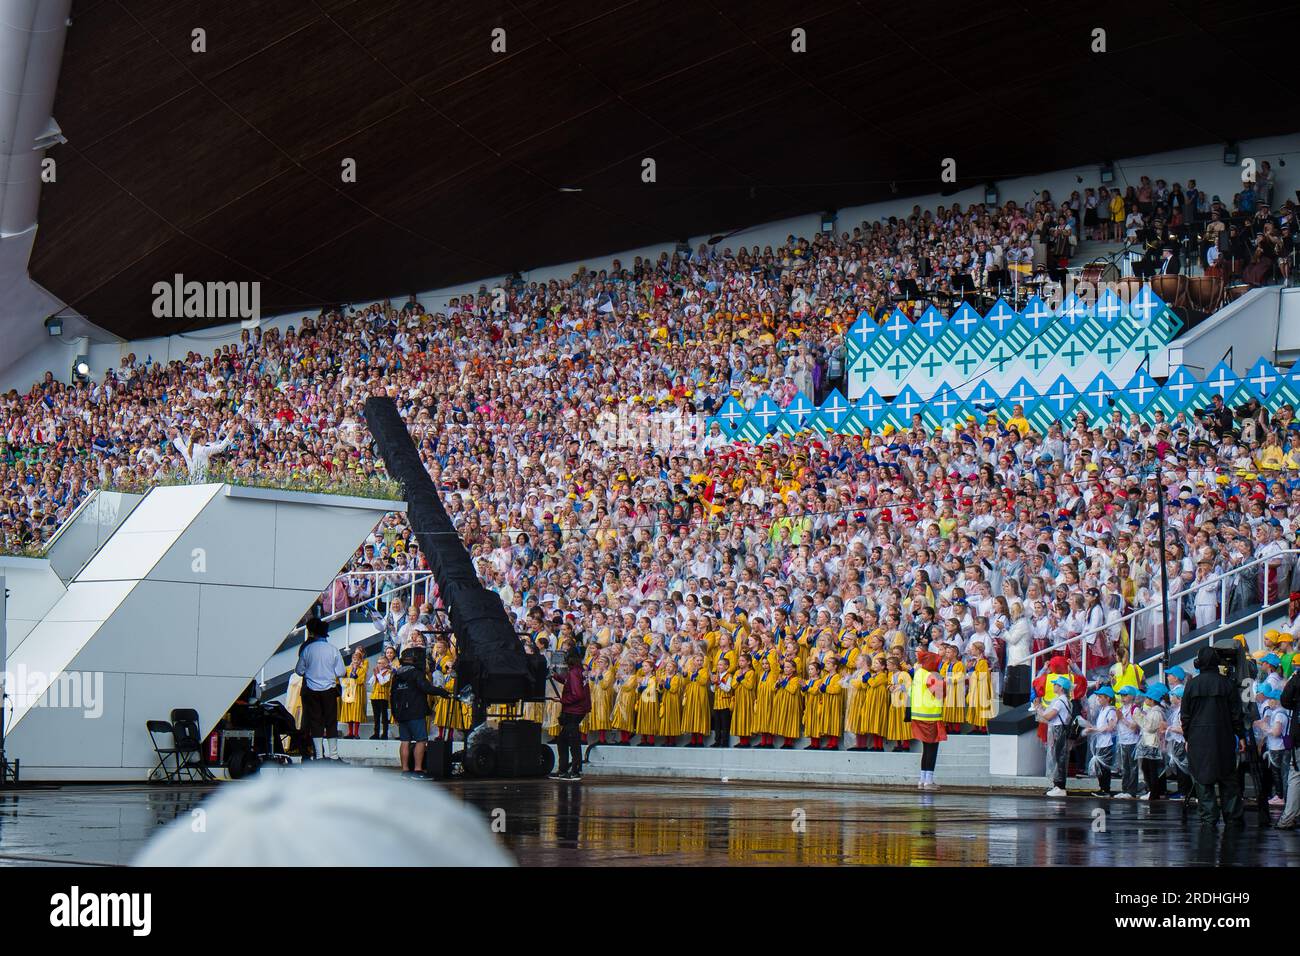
top-left (984, 182), bottom-right (998, 205)
top-left (44, 315), bottom-right (63, 336)
top-left (557, 186), bottom-right (583, 193)
top-left (820, 209), bottom-right (837, 233)
top-left (1099, 161), bottom-right (1115, 184)
top-left (1223, 142), bottom-right (1239, 165)
top-left (889, 181), bottom-right (898, 194)
top-left (72, 355), bottom-right (90, 382)
top-left (1075, 175), bottom-right (1084, 184)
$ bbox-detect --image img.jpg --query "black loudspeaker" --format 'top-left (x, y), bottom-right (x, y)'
top-left (423, 737), bottom-right (452, 780)
top-left (1002, 665), bottom-right (1031, 708)
top-left (363, 397), bottom-right (542, 705)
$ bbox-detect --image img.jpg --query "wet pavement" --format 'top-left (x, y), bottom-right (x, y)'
top-left (0, 778), bottom-right (1297, 866)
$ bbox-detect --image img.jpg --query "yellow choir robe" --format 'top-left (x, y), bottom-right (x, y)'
top-left (940, 660), bottom-right (967, 726)
top-left (583, 666), bottom-right (616, 733)
top-left (754, 665), bottom-right (778, 734)
top-left (611, 676), bottom-right (638, 733)
top-left (863, 671), bottom-right (890, 737)
top-left (771, 675), bottom-right (803, 740)
top-left (681, 666), bottom-right (711, 735)
top-left (635, 676), bottom-right (660, 737)
top-left (845, 672), bottom-right (874, 735)
top-left (886, 672), bottom-right (912, 742)
top-left (731, 669), bottom-right (758, 737)
top-left (339, 659), bottom-right (368, 723)
top-left (658, 674), bottom-right (684, 738)
top-left (816, 673), bottom-right (845, 739)
top-left (802, 678), bottom-right (822, 738)
top-left (965, 657), bottom-right (993, 730)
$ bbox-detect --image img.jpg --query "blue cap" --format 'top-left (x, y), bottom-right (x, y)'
top-left (1144, 684), bottom-right (1168, 701)
top-left (1118, 686), bottom-right (1139, 696)
top-left (1052, 676), bottom-right (1072, 689)
top-left (1171, 685), bottom-right (1184, 698)
top-left (1166, 665), bottom-right (1186, 680)
top-left (1262, 684), bottom-right (1282, 700)
top-left (1263, 653), bottom-right (1282, 666)
top-left (1093, 685), bottom-right (1115, 698)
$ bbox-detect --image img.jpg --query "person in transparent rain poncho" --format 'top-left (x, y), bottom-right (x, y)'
top-left (1135, 684), bottom-right (1170, 801)
top-left (1163, 684), bottom-right (1192, 799)
top-left (1080, 685), bottom-right (1121, 797)
top-left (1034, 675), bottom-right (1075, 797)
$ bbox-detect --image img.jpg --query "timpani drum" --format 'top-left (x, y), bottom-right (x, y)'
top-left (1150, 273), bottom-right (1187, 309)
top-left (1186, 275), bottom-right (1223, 311)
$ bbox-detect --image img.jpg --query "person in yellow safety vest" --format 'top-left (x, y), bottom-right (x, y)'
top-left (911, 650), bottom-right (948, 791)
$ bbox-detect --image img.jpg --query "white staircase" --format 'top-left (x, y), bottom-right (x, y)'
top-left (4, 482), bottom-right (402, 780)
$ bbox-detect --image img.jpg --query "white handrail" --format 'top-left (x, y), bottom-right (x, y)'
top-left (1025, 547), bottom-right (1299, 679)
top-left (282, 569), bottom-right (437, 648)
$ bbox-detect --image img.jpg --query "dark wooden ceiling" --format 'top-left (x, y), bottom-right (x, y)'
top-left (31, 0), bottom-right (1300, 339)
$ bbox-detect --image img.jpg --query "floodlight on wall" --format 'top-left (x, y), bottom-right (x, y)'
top-left (984, 182), bottom-right (999, 205)
top-left (820, 210), bottom-right (837, 233)
top-left (44, 316), bottom-right (62, 336)
top-left (72, 356), bottom-right (90, 383)
top-left (1223, 142), bottom-right (1239, 165)
top-left (1099, 161), bottom-right (1115, 184)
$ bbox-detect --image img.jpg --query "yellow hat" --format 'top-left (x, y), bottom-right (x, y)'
top-left (1251, 648), bottom-right (1271, 660)
top-left (1265, 629), bottom-right (1281, 643)
top-left (882, 424), bottom-right (895, 437)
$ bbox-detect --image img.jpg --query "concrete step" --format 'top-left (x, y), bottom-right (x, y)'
top-left (333, 733), bottom-right (1025, 789)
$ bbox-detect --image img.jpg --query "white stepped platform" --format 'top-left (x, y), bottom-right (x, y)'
top-left (5, 483), bottom-right (401, 781)
top-left (584, 736), bottom-right (1001, 788)
top-left (333, 733), bottom-right (1058, 790)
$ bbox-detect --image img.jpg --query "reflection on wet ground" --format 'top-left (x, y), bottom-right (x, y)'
top-left (446, 779), bottom-right (1300, 867)
top-left (0, 777), bottom-right (1295, 866)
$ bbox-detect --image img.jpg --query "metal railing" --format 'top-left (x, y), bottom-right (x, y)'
top-left (261, 569), bottom-right (436, 689)
top-left (1025, 548), bottom-right (1298, 684)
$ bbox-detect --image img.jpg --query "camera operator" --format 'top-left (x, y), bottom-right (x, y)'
top-left (1182, 647), bottom-right (1247, 828)
top-left (1276, 664), bottom-right (1300, 830)
top-left (390, 648), bottom-right (449, 777)
top-left (550, 650), bottom-right (591, 781)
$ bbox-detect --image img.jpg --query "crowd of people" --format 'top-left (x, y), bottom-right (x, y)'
top-left (2, 175), bottom-right (1298, 795)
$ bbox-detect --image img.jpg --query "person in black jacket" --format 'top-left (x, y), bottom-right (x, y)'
top-left (1182, 647), bottom-right (1247, 827)
top-left (1276, 668), bottom-right (1300, 830)
top-left (390, 649), bottom-right (449, 776)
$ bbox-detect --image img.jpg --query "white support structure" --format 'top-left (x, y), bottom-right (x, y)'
top-left (42, 490), bottom-right (144, 583)
top-left (4, 483), bottom-right (402, 780)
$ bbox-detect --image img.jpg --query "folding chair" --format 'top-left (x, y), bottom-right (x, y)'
top-left (147, 720), bottom-right (184, 782)
top-left (170, 708), bottom-right (216, 781)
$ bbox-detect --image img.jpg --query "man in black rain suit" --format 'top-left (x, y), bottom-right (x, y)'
top-left (1181, 647), bottom-right (1247, 827)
